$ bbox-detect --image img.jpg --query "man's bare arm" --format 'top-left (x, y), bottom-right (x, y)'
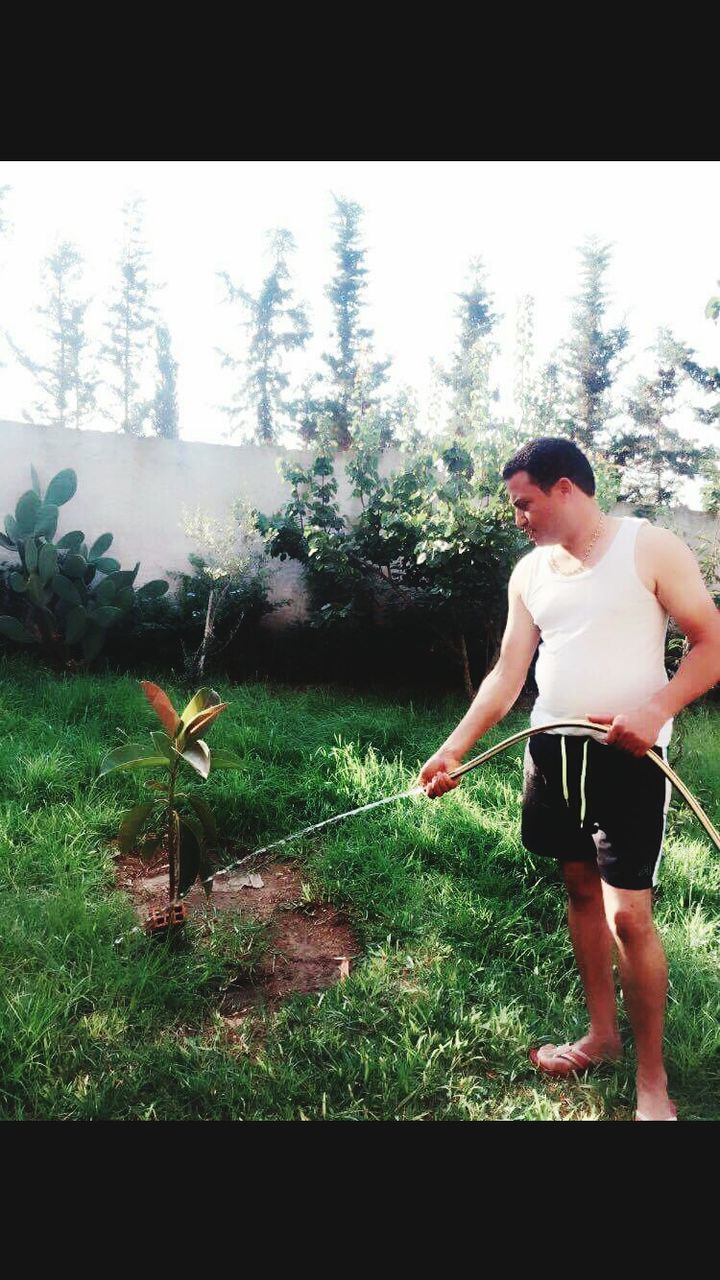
top-left (418, 561), bottom-right (540, 795)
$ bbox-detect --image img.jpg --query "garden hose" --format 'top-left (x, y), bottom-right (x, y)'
top-left (444, 719), bottom-right (720, 852)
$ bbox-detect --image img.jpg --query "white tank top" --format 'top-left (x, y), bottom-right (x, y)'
top-left (519, 517), bottom-right (673, 747)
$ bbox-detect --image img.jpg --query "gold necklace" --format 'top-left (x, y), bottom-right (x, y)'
top-left (549, 513), bottom-right (605, 576)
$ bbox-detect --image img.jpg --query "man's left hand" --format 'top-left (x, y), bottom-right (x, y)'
top-left (585, 707), bottom-right (666, 757)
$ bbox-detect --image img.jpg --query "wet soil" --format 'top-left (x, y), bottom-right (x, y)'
top-left (114, 851), bottom-right (361, 1031)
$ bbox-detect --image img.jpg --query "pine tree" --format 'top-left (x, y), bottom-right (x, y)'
top-left (675, 289), bottom-right (720, 510)
top-left (101, 197), bottom-right (157, 435)
top-left (563, 238), bottom-right (629, 449)
top-left (219, 229), bottom-right (310, 443)
top-left (609, 359), bottom-right (710, 511)
top-left (6, 240), bottom-right (97, 428)
top-left (152, 323), bottom-right (179, 440)
top-left (513, 295), bottom-right (536, 428)
top-left (438, 258), bottom-right (500, 443)
top-left (315, 196), bottom-right (391, 451)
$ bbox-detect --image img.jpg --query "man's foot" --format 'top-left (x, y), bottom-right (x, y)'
top-left (529, 1034), bottom-right (623, 1077)
top-left (635, 1076), bottom-right (677, 1120)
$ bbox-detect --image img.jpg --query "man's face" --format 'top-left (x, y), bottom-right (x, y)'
top-left (506, 471), bottom-right (565, 545)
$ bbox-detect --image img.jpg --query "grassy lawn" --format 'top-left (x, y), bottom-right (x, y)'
top-left (1, 653), bottom-right (718, 1121)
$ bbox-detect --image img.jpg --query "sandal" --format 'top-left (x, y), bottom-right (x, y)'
top-left (529, 1041), bottom-right (621, 1077)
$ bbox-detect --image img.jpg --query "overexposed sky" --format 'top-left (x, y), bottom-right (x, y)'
top-left (0, 161), bottom-right (718, 485)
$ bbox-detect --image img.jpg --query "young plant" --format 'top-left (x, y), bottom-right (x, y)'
top-left (100, 682), bottom-right (242, 906)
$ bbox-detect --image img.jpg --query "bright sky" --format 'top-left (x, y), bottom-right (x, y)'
top-left (1, 160), bottom-right (718, 501)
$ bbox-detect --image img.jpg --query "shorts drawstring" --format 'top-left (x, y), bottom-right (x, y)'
top-left (580, 738), bottom-right (588, 826)
top-left (560, 735), bottom-right (589, 826)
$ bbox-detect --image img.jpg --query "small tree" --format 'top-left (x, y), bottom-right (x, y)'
top-left (152, 323), bottom-right (179, 440)
top-left (218, 229), bottom-right (310, 444)
top-left (609, 359), bottom-right (711, 512)
top-left (6, 241), bottom-right (97, 428)
top-left (437, 258), bottom-right (500, 444)
top-left (562, 237), bottom-right (629, 449)
top-left (309, 196), bottom-right (392, 451)
top-left (101, 197), bottom-right (158, 435)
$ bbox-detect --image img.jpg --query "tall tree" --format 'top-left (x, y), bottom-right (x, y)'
top-left (152, 323), bottom-right (179, 440)
top-left (677, 289), bottom-right (720, 510)
top-left (562, 237), bottom-right (629, 449)
top-left (437, 258), bottom-right (500, 443)
top-left (6, 240), bottom-right (97, 428)
top-left (513, 294), bottom-right (536, 429)
top-left (315, 196), bottom-right (391, 451)
top-left (218, 229), bottom-right (310, 443)
top-left (608, 359), bottom-right (710, 512)
top-left (101, 197), bottom-right (157, 435)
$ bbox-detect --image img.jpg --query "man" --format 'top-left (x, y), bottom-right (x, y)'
top-left (418, 437), bottom-right (720, 1122)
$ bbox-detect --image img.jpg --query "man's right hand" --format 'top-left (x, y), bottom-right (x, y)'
top-left (417, 751), bottom-right (463, 798)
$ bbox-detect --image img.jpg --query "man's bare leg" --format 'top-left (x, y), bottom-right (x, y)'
top-left (555, 861), bottom-right (622, 1061)
top-left (601, 883), bottom-right (674, 1120)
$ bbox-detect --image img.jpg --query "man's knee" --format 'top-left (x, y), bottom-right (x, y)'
top-left (602, 886), bottom-right (655, 947)
top-left (562, 860), bottom-right (602, 908)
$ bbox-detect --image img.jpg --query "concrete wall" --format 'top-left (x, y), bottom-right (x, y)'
top-left (3, 421), bottom-right (718, 624)
top-left (1, 421), bottom-right (405, 626)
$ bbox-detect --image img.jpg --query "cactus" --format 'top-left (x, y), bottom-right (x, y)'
top-left (0, 465), bottom-right (169, 667)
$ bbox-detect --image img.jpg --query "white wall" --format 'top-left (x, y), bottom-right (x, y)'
top-left (3, 421), bottom-right (718, 626)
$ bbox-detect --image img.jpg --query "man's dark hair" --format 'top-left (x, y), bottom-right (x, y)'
top-left (502, 437), bottom-right (595, 496)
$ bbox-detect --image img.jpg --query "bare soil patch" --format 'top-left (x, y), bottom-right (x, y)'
top-left (114, 853), bottom-right (361, 1026)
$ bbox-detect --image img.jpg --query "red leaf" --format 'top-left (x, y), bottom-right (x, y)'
top-left (140, 681), bottom-right (180, 735)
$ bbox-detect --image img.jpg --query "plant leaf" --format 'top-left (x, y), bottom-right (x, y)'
top-left (34, 504), bottom-right (59, 541)
top-left (188, 795), bottom-right (218, 845)
top-left (95, 577), bottom-right (117, 605)
top-left (180, 738), bottom-right (210, 779)
top-left (88, 533), bottom-right (113, 559)
top-left (151, 730), bottom-right (175, 759)
top-left (91, 556), bottom-right (121, 575)
top-left (118, 801), bottom-right (157, 854)
top-left (207, 748), bottom-right (244, 771)
top-left (25, 537), bottom-right (38, 573)
top-left (179, 687), bottom-right (222, 731)
top-left (62, 553), bottom-right (88, 579)
top-left (183, 703), bottom-right (229, 740)
top-left (0, 616), bottom-right (37, 644)
top-left (15, 490), bottom-right (41, 536)
top-left (65, 606), bottom-right (87, 644)
top-left (30, 465), bottom-right (42, 498)
top-left (38, 543), bottom-right (58, 585)
top-left (135, 579), bottom-right (169, 600)
top-left (56, 530), bottom-right (84, 551)
top-left (9, 573), bottom-right (27, 594)
top-left (92, 605), bottom-right (123, 628)
top-left (140, 681), bottom-right (181, 735)
top-left (178, 818), bottom-right (202, 896)
top-left (45, 469), bottom-right (77, 507)
top-left (99, 743), bottom-right (170, 776)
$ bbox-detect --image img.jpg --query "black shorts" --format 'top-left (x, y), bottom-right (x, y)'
top-left (521, 733), bottom-right (672, 891)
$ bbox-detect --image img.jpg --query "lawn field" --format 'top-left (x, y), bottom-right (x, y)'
top-left (1, 654), bottom-right (718, 1121)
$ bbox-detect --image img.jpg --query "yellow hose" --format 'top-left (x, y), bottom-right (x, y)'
top-left (446, 719), bottom-right (720, 852)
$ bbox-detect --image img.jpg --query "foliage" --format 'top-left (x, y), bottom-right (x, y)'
top-left (152, 323), bottom-right (179, 440)
top-left (436, 258), bottom-right (500, 443)
top-left (256, 429), bottom-right (527, 698)
top-left (219, 229), bottom-right (310, 443)
top-left (5, 241), bottom-right (97, 429)
top-left (302, 197), bottom-right (393, 451)
top-left (100, 681), bottom-right (243, 905)
top-left (100, 197), bottom-right (158, 435)
top-left (608, 361), bottom-right (712, 513)
top-left (562, 237), bottom-right (629, 449)
top-left (0, 465), bottom-right (168, 667)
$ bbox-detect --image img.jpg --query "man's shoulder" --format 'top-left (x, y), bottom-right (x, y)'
top-left (510, 548), bottom-right (541, 596)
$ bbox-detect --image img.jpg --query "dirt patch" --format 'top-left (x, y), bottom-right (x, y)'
top-left (114, 853), bottom-right (361, 1026)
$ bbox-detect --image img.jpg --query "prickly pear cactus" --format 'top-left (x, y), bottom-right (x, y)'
top-left (0, 465), bottom-right (168, 666)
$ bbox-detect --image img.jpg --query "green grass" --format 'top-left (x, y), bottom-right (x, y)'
top-left (0, 652), bottom-right (718, 1120)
